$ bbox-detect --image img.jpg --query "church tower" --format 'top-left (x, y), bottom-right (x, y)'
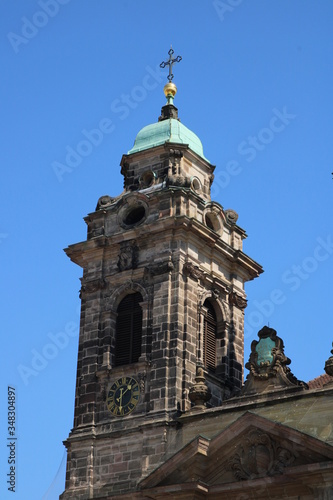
top-left (60, 49), bottom-right (262, 499)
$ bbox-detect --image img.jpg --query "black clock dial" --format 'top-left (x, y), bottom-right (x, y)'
top-left (107, 376), bottom-right (140, 417)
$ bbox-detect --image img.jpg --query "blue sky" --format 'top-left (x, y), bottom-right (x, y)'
top-left (1, 1), bottom-right (332, 498)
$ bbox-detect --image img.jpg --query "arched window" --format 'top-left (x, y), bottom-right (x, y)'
top-left (203, 300), bottom-right (217, 372)
top-left (115, 292), bottom-right (142, 366)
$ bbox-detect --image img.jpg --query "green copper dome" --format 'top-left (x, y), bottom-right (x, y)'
top-left (128, 118), bottom-right (208, 161)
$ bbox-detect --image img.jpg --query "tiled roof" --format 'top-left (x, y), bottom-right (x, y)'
top-left (308, 373), bottom-right (333, 389)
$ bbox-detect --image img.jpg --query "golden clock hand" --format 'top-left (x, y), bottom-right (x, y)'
top-left (121, 384), bottom-right (132, 398)
top-left (116, 388), bottom-right (123, 404)
top-left (119, 390), bottom-right (123, 413)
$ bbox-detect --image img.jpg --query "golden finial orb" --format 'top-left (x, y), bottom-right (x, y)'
top-left (163, 82), bottom-right (177, 105)
top-left (163, 82), bottom-right (177, 99)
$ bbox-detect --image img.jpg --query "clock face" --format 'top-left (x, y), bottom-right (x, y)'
top-left (107, 376), bottom-right (140, 417)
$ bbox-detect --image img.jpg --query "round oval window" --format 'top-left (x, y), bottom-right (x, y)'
top-left (124, 205), bottom-right (146, 226)
top-left (140, 170), bottom-right (155, 188)
top-left (191, 177), bottom-right (201, 192)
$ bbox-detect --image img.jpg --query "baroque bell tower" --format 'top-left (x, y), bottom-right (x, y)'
top-left (61, 49), bottom-right (262, 499)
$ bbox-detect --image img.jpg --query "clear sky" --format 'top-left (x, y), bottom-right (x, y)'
top-left (1, 1), bottom-right (332, 498)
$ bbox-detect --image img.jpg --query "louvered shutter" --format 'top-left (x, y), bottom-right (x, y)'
top-left (203, 301), bottom-right (217, 372)
top-left (115, 293), bottom-right (142, 366)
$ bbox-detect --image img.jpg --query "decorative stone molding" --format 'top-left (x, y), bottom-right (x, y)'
top-left (183, 261), bottom-right (205, 280)
top-left (229, 291), bottom-right (247, 310)
top-left (117, 241), bottom-right (139, 271)
top-left (242, 326), bottom-right (308, 394)
top-left (79, 278), bottom-right (107, 298)
top-left (137, 371), bottom-right (146, 393)
top-left (209, 205), bottom-right (221, 216)
top-left (229, 429), bottom-right (296, 480)
top-left (198, 290), bottom-right (231, 327)
top-left (105, 281), bottom-right (149, 312)
top-left (147, 257), bottom-right (174, 276)
top-left (188, 366), bottom-right (211, 409)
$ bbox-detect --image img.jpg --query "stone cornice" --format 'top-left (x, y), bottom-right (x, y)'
top-left (65, 215), bottom-right (263, 281)
top-left (177, 385), bottom-right (333, 425)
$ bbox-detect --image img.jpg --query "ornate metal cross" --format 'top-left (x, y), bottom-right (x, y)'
top-left (160, 47), bottom-right (182, 82)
